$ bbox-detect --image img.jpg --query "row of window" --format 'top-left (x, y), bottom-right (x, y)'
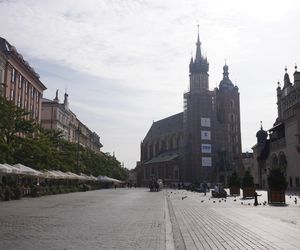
top-left (10, 67), bottom-right (40, 120)
top-left (289, 176), bottom-right (300, 188)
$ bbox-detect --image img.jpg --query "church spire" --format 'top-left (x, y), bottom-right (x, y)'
top-left (195, 25), bottom-right (202, 62)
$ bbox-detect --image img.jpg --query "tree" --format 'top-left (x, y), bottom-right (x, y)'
top-left (242, 171), bottom-right (254, 188)
top-left (268, 168), bottom-right (287, 190)
top-left (0, 96), bottom-right (36, 162)
top-left (0, 96), bottom-right (129, 180)
top-left (228, 171), bottom-right (240, 188)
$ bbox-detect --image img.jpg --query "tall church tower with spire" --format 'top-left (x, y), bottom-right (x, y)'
top-left (183, 29), bottom-right (215, 183)
top-left (137, 28), bottom-right (242, 187)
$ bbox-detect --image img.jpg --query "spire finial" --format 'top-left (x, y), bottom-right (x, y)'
top-left (195, 25), bottom-right (202, 61)
top-left (285, 66), bottom-right (287, 72)
top-left (260, 121), bottom-right (263, 130)
top-left (225, 58), bottom-right (227, 65)
top-left (295, 63), bottom-right (298, 72)
top-left (54, 89), bottom-right (59, 102)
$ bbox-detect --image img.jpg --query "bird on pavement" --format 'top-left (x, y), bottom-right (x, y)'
top-left (182, 196), bottom-right (187, 200)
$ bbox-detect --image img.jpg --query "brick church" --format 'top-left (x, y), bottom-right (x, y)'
top-left (136, 31), bottom-right (242, 186)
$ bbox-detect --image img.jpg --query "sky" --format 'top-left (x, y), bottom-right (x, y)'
top-left (0, 0), bottom-right (299, 169)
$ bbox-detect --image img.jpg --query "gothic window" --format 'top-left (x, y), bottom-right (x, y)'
top-left (278, 152), bottom-right (287, 170)
top-left (230, 99), bottom-right (234, 109)
top-left (229, 113), bottom-right (235, 122)
top-left (289, 177), bottom-right (293, 188)
top-left (271, 154), bottom-right (278, 168)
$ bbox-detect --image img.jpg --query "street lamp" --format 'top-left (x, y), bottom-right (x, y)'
top-left (77, 124), bottom-right (81, 174)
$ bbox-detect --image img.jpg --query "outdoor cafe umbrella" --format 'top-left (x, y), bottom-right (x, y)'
top-left (0, 163), bottom-right (12, 174)
top-left (13, 163), bottom-right (43, 176)
top-left (4, 163), bottom-right (22, 175)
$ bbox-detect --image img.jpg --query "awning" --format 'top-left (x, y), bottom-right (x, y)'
top-left (97, 175), bottom-right (123, 183)
top-left (4, 164), bottom-right (22, 174)
top-left (13, 163), bottom-right (43, 176)
top-left (0, 164), bottom-right (12, 174)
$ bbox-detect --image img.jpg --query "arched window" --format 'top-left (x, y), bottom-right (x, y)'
top-left (229, 113), bottom-right (235, 122)
top-left (278, 152), bottom-right (287, 172)
top-left (173, 166), bottom-right (179, 180)
top-left (271, 154), bottom-right (278, 168)
top-left (230, 99), bottom-right (235, 109)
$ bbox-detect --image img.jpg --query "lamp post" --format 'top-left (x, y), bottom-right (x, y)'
top-left (77, 124), bottom-right (80, 174)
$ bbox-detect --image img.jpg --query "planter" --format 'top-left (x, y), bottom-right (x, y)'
top-left (230, 186), bottom-right (240, 196)
top-left (268, 190), bottom-right (286, 204)
top-left (242, 187), bottom-right (255, 198)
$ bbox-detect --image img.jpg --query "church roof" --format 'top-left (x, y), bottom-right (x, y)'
top-left (144, 152), bottom-right (179, 165)
top-left (144, 112), bottom-right (183, 142)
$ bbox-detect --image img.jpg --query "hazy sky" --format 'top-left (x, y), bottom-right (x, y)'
top-left (0, 0), bottom-right (299, 169)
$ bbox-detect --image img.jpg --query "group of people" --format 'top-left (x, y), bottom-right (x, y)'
top-left (149, 178), bottom-right (160, 192)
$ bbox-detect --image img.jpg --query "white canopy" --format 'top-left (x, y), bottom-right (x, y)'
top-left (13, 163), bottom-right (43, 176)
top-left (0, 164), bottom-right (12, 174)
top-left (4, 163), bottom-right (22, 174)
top-left (97, 175), bottom-right (123, 183)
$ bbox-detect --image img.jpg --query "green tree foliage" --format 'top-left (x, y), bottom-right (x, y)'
top-left (242, 170), bottom-right (254, 188)
top-left (268, 168), bottom-right (287, 190)
top-left (0, 96), bottom-right (129, 180)
top-left (228, 171), bottom-right (240, 187)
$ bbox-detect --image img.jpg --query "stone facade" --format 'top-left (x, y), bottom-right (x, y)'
top-left (0, 37), bottom-right (47, 122)
top-left (137, 32), bottom-right (242, 186)
top-left (253, 67), bottom-right (300, 190)
top-left (41, 91), bottom-right (103, 154)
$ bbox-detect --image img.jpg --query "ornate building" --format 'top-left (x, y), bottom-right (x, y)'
top-left (136, 31), bottom-right (242, 186)
top-left (0, 37), bottom-right (47, 122)
top-left (253, 67), bottom-right (300, 190)
top-left (41, 91), bottom-right (103, 154)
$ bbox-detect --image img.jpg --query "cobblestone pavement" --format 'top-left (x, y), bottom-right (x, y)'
top-left (1, 188), bottom-right (300, 250)
top-left (167, 189), bottom-right (300, 250)
top-left (0, 188), bottom-right (165, 250)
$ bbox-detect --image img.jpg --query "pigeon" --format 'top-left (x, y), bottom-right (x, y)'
top-left (182, 196), bottom-right (187, 200)
top-left (224, 200), bottom-right (226, 202)
top-left (248, 203), bottom-right (251, 206)
top-left (201, 200), bottom-right (204, 203)
top-left (241, 202), bottom-right (243, 205)
top-left (219, 200), bottom-right (221, 203)
top-left (289, 195), bottom-right (292, 199)
top-left (233, 199), bottom-right (236, 202)
top-left (213, 201), bottom-right (216, 203)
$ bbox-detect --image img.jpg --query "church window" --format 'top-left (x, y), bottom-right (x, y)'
top-left (296, 177), bottom-right (300, 187)
top-left (230, 99), bottom-right (234, 109)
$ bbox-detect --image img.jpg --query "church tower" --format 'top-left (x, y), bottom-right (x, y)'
top-left (188, 26), bottom-right (209, 93)
top-left (183, 28), bottom-right (215, 183)
top-left (215, 64), bottom-right (242, 182)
